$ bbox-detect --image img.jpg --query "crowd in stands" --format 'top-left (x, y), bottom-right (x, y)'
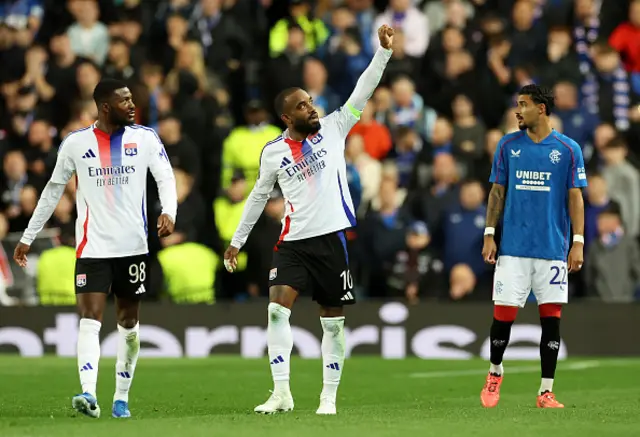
top-left (1, 0), bottom-right (640, 305)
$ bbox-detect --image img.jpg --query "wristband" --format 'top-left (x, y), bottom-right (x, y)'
top-left (484, 227), bottom-right (495, 236)
top-left (573, 235), bottom-right (584, 244)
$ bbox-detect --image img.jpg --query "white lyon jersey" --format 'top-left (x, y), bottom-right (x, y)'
top-left (21, 123), bottom-right (177, 259)
top-left (230, 46), bottom-right (393, 248)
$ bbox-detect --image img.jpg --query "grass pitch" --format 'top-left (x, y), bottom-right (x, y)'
top-left (0, 357), bottom-right (638, 437)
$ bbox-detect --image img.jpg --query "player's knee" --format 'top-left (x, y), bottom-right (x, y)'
top-left (493, 305), bottom-right (518, 322)
top-left (78, 306), bottom-right (103, 322)
top-left (539, 303), bottom-right (562, 318)
top-left (319, 306), bottom-right (344, 318)
top-left (118, 317), bottom-right (139, 329)
top-left (268, 285), bottom-right (297, 309)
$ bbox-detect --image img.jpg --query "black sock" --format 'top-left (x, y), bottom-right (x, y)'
top-left (540, 316), bottom-right (561, 379)
top-left (489, 318), bottom-right (514, 368)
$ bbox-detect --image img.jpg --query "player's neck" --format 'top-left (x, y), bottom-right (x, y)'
top-left (288, 129), bottom-right (307, 142)
top-left (526, 121), bottom-right (553, 144)
top-left (95, 119), bottom-right (123, 135)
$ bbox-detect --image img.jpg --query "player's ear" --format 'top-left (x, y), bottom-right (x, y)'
top-left (280, 113), bottom-right (290, 125)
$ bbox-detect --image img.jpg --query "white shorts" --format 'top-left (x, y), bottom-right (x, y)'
top-left (492, 256), bottom-right (568, 308)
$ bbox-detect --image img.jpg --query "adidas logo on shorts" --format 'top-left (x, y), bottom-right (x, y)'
top-left (340, 292), bottom-right (354, 301)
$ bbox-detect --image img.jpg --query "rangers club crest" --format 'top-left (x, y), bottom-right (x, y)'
top-left (124, 143), bottom-right (138, 156)
top-left (76, 274), bottom-right (87, 288)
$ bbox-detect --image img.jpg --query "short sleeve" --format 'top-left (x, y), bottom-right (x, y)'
top-left (489, 137), bottom-right (509, 185)
top-left (568, 142), bottom-right (588, 189)
top-left (50, 139), bottom-right (76, 185)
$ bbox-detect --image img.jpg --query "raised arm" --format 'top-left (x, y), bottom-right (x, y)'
top-left (328, 25), bottom-right (394, 137)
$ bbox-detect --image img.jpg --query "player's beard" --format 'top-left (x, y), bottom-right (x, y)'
top-left (293, 117), bottom-right (321, 136)
top-left (109, 109), bottom-right (134, 127)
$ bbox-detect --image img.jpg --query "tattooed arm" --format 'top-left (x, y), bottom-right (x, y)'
top-left (486, 184), bottom-right (506, 228)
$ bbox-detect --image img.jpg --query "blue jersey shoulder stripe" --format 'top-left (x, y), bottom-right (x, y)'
top-left (258, 135), bottom-right (283, 172)
top-left (131, 124), bottom-right (163, 144)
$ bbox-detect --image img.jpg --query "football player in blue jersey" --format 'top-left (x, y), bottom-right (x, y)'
top-left (479, 84), bottom-right (588, 409)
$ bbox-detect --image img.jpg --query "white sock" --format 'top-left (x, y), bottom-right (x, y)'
top-left (539, 378), bottom-right (554, 394)
top-left (320, 316), bottom-right (346, 403)
top-left (490, 363), bottom-right (504, 376)
top-left (267, 303), bottom-right (293, 396)
top-left (114, 323), bottom-right (140, 403)
top-left (77, 318), bottom-right (101, 397)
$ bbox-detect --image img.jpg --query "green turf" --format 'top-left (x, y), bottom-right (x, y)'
top-left (0, 357), bottom-right (638, 437)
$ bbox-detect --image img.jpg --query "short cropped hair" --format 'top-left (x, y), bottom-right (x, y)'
top-left (518, 84), bottom-right (555, 115)
top-left (274, 87), bottom-right (301, 116)
top-left (93, 78), bottom-right (128, 106)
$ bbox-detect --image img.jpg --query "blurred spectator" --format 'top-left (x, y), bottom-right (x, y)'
top-left (214, 169), bottom-right (249, 299)
top-left (586, 122), bottom-right (617, 170)
top-left (220, 100), bottom-right (281, 194)
top-left (590, 42), bottom-right (632, 132)
top-left (103, 36), bottom-right (136, 82)
top-left (189, 0), bottom-right (251, 83)
top-left (509, 0), bottom-right (547, 67)
top-left (380, 29), bottom-right (420, 86)
top-left (553, 81), bottom-right (598, 148)
top-left (349, 100), bottom-right (392, 160)
top-left (390, 126), bottom-right (421, 188)
top-left (345, 133), bottom-right (381, 215)
top-left (322, 5), bottom-right (357, 58)
top-left (346, 159), bottom-right (362, 212)
top-left (387, 220), bottom-right (443, 304)
top-left (586, 203), bottom-right (640, 302)
top-left (584, 172), bottom-right (621, 251)
top-left (373, 0), bottom-right (429, 57)
top-left (325, 26), bottom-right (370, 101)
top-left (360, 177), bottom-right (410, 297)
top-left (303, 58), bottom-right (340, 114)
top-left (449, 263), bottom-right (478, 301)
top-left (269, 0), bottom-right (329, 58)
top-left (387, 76), bottom-right (437, 140)
top-left (423, 0), bottom-right (475, 37)
top-left (608, 0), bottom-right (640, 74)
top-left (67, 0), bottom-right (109, 66)
top-left (267, 24), bottom-right (307, 103)
top-left (574, 0), bottom-right (601, 115)
top-left (24, 118), bottom-right (55, 186)
top-left (601, 136), bottom-right (640, 237)
top-left (157, 112), bottom-right (200, 179)
top-left (439, 179), bottom-right (487, 281)
top-left (406, 152), bottom-right (460, 230)
top-left (451, 94), bottom-right (486, 163)
top-left (536, 26), bottom-right (582, 87)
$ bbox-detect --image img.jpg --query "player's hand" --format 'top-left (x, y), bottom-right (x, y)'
top-left (157, 213), bottom-right (175, 238)
top-left (567, 243), bottom-right (584, 273)
top-left (13, 242), bottom-right (30, 268)
top-left (482, 236), bottom-right (498, 264)
top-left (378, 25), bottom-right (394, 50)
top-left (223, 245), bottom-right (239, 273)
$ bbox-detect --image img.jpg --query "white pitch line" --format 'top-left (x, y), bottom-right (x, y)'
top-left (407, 360), bottom-right (602, 378)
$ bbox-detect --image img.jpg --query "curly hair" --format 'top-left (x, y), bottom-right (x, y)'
top-left (518, 84), bottom-right (555, 115)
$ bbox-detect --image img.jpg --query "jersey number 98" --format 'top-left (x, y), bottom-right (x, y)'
top-left (129, 261), bottom-right (146, 284)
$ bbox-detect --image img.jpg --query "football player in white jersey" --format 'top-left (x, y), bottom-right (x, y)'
top-left (224, 25), bottom-right (395, 416)
top-left (14, 79), bottom-right (177, 419)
